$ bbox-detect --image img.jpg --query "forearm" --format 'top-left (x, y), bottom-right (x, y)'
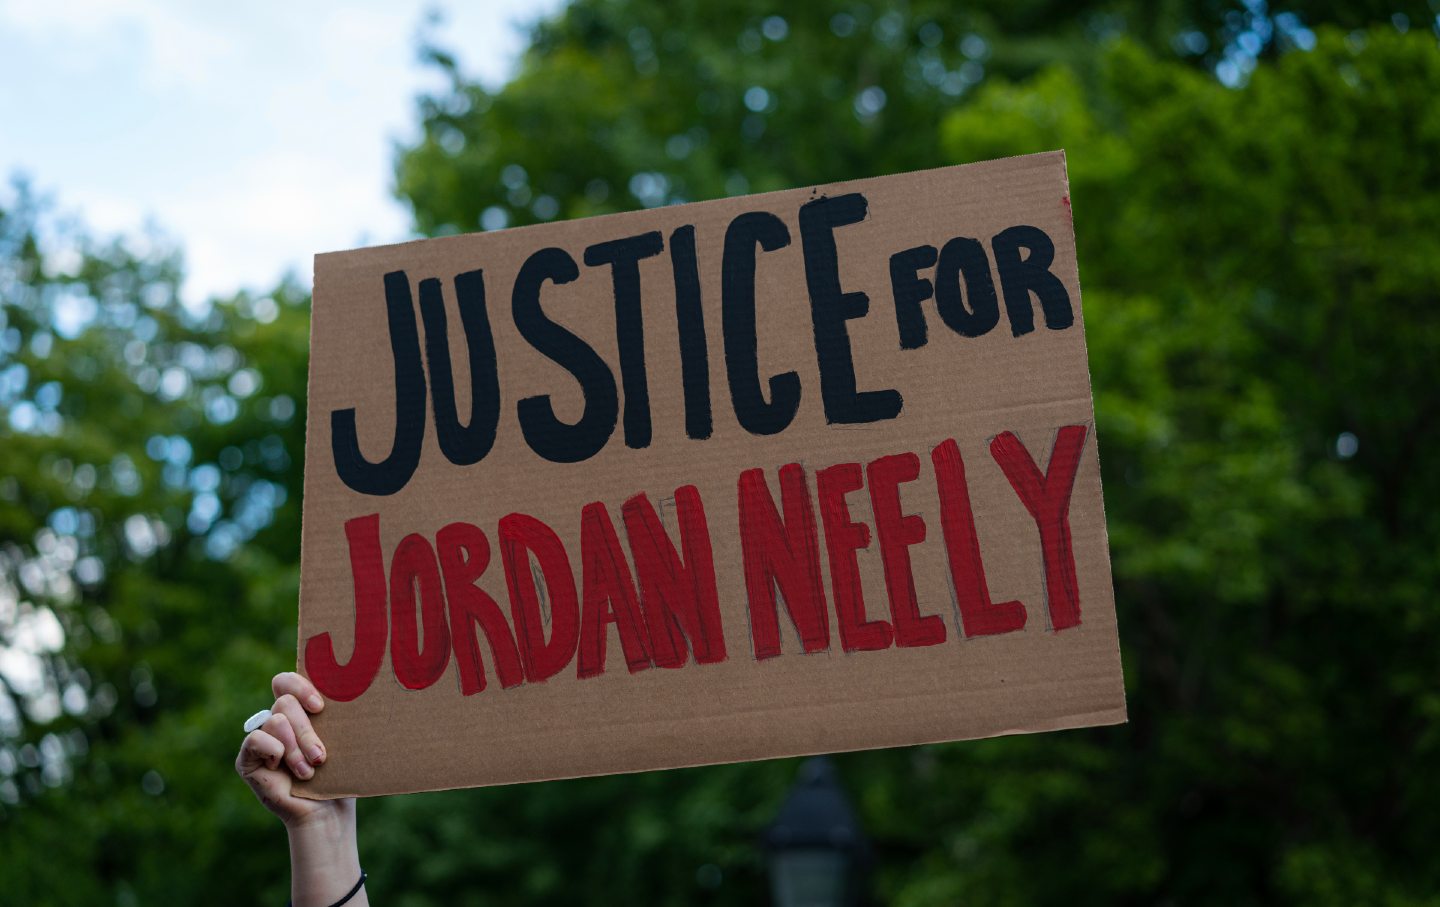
top-left (286, 805), bottom-right (368, 907)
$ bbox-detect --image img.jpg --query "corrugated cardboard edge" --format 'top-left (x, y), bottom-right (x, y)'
top-left (1054, 149), bottom-right (1129, 731)
top-left (295, 254), bottom-right (323, 675)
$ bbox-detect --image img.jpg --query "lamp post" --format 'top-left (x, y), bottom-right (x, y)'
top-left (761, 756), bottom-right (872, 907)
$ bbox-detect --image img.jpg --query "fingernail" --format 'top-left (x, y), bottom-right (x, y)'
top-left (308, 745), bottom-right (325, 765)
top-left (296, 760), bottom-right (314, 779)
top-left (308, 695), bottom-right (323, 710)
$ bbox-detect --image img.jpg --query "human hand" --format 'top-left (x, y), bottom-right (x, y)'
top-left (236, 672), bottom-right (367, 906)
top-left (235, 671), bottom-right (343, 827)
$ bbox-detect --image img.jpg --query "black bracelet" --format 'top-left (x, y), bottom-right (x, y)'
top-left (288, 870), bottom-right (367, 907)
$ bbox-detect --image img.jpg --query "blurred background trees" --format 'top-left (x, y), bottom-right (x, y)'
top-left (2, 2), bottom-right (1438, 904)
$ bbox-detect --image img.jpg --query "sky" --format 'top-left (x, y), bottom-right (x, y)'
top-left (0, 0), bottom-right (564, 306)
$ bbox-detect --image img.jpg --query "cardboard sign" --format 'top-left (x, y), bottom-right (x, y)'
top-left (296, 150), bottom-right (1125, 798)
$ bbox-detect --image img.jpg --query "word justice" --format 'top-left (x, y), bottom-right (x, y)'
top-left (304, 425), bottom-right (1090, 702)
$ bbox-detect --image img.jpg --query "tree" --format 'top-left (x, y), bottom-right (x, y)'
top-left (920, 27), bottom-right (1440, 904)
top-left (0, 183), bottom-right (313, 904)
top-left (396, 0), bottom-right (1436, 235)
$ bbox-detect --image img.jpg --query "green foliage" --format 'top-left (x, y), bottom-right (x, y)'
top-left (3, 2), bottom-right (1439, 905)
top-left (397, 0), bottom-right (1266, 236)
top-left (933, 27), bottom-right (1440, 904)
top-left (0, 183), bottom-right (313, 904)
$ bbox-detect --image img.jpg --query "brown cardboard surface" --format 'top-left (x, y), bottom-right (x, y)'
top-left (294, 150), bottom-right (1125, 798)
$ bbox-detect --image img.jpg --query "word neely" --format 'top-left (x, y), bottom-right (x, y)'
top-left (305, 425), bottom-right (1088, 701)
top-left (331, 192), bottom-right (1074, 496)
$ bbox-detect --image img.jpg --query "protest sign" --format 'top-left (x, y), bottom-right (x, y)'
top-left (295, 150), bottom-right (1125, 798)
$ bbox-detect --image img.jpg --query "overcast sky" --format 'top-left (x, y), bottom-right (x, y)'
top-left (0, 0), bottom-right (564, 305)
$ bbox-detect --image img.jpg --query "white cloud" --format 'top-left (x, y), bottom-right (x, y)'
top-left (0, 0), bottom-right (238, 90)
top-left (0, 0), bottom-right (564, 304)
top-left (166, 148), bottom-right (410, 300)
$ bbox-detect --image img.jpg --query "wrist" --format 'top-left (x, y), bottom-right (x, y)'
top-left (287, 802), bottom-right (362, 907)
top-left (285, 800), bottom-right (356, 840)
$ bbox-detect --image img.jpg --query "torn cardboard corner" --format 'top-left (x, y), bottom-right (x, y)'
top-left (294, 149), bottom-right (1126, 799)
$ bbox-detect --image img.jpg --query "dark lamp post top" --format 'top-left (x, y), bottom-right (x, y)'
top-left (762, 757), bottom-right (869, 853)
top-left (761, 756), bottom-right (873, 907)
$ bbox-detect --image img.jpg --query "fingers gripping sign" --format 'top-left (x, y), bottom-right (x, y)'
top-left (273, 670), bottom-right (327, 714)
top-left (235, 671), bottom-right (336, 827)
